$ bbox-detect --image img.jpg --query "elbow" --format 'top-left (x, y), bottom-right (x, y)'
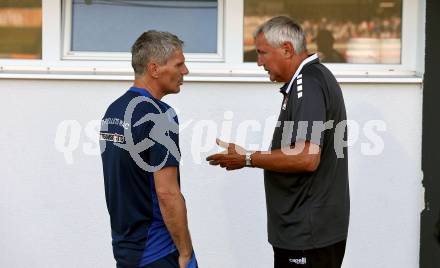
top-left (304, 155), bottom-right (320, 172)
top-left (156, 189), bottom-right (181, 204)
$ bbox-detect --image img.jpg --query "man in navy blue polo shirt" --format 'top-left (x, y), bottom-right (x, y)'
top-left (100, 30), bottom-right (197, 268)
top-left (207, 16), bottom-right (349, 268)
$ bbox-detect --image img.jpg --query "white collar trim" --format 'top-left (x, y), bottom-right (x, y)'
top-left (285, 53), bottom-right (319, 94)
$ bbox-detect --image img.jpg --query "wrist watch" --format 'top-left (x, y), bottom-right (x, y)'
top-left (245, 151), bottom-right (253, 167)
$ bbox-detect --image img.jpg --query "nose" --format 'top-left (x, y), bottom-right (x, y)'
top-left (257, 54), bottom-right (263, 66)
top-left (182, 64), bottom-right (189, 75)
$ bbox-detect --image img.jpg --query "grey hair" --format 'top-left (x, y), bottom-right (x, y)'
top-left (253, 16), bottom-right (307, 54)
top-left (131, 30), bottom-right (184, 77)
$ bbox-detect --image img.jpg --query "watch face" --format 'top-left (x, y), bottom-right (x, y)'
top-left (245, 153), bottom-right (252, 166)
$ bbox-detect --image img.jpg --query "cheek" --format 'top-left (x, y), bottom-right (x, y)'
top-left (173, 70), bottom-right (181, 82)
top-left (162, 70), bottom-right (178, 84)
top-left (267, 63), bottom-right (277, 73)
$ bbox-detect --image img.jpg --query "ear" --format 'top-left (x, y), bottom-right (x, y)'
top-left (147, 62), bottom-right (160, 79)
top-left (281, 41), bottom-right (295, 58)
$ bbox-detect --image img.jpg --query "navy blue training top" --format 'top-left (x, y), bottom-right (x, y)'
top-left (100, 87), bottom-right (180, 267)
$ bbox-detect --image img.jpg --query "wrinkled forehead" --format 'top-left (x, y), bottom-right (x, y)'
top-left (172, 49), bottom-right (185, 62)
top-left (255, 32), bottom-right (275, 50)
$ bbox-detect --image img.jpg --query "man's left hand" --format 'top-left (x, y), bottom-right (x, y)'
top-left (206, 139), bottom-right (246, 171)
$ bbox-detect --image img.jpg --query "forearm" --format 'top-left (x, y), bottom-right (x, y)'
top-left (252, 145), bottom-right (320, 173)
top-left (158, 193), bottom-right (193, 258)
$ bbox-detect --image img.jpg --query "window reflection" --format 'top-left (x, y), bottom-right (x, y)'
top-left (244, 0), bottom-right (402, 64)
top-left (71, 0), bottom-right (218, 53)
top-left (0, 0), bottom-right (42, 59)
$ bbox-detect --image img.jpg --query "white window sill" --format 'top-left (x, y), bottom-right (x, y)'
top-left (0, 65), bottom-right (423, 84)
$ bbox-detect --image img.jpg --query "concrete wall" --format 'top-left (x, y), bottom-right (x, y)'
top-left (0, 79), bottom-right (422, 268)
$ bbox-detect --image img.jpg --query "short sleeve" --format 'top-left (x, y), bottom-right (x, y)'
top-left (136, 105), bottom-right (181, 171)
top-left (291, 74), bottom-right (327, 146)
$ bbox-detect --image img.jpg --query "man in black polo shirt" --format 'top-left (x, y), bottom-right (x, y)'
top-left (207, 16), bottom-right (349, 268)
top-left (100, 31), bottom-right (197, 268)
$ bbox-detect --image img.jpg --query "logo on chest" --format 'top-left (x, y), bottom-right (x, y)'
top-left (282, 96), bottom-right (288, 110)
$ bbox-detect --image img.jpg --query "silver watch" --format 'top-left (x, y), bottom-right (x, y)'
top-left (245, 151), bottom-right (253, 167)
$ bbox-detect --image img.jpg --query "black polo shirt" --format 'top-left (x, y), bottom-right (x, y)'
top-left (264, 54), bottom-right (350, 250)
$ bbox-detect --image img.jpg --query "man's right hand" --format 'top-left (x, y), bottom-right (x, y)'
top-left (179, 251), bottom-right (198, 268)
top-left (178, 253), bottom-right (191, 268)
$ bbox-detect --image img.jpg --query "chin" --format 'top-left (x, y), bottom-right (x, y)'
top-left (270, 74), bottom-right (284, 83)
top-left (170, 87), bottom-right (181, 94)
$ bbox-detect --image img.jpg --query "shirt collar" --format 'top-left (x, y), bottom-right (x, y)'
top-left (279, 83), bottom-right (289, 96)
top-left (128, 86), bottom-right (154, 99)
top-left (279, 53), bottom-right (319, 95)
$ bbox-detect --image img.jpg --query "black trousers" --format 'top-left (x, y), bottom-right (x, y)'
top-left (273, 240), bottom-right (346, 268)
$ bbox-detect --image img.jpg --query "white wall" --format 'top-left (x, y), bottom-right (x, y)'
top-left (0, 79), bottom-right (422, 268)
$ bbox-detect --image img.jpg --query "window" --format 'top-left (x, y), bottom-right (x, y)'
top-left (244, 0), bottom-right (402, 64)
top-left (0, 0), bottom-right (42, 59)
top-left (0, 0), bottom-right (423, 80)
top-left (63, 0), bottom-right (222, 61)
